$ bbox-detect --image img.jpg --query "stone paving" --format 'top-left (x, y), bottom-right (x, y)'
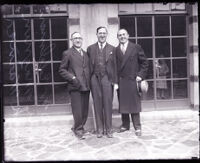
top-left (3, 110), bottom-right (200, 161)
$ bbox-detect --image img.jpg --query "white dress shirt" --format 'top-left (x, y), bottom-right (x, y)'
top-left (98, 42), bottom-right (106, 50)
top-left (120, 41), bottom-right (129, 54)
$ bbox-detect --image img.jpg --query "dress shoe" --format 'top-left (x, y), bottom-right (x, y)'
top-left (82, 129), bottom-right (88, 134)
top-left (117, 127), bottom-right (129, 133)
top-left (97, 133), bottom-right (103, 138)
top-left (135, 129), bottom-right (142, 136)
top-left (106, 133), bottom-right (113, 138)
top-left (75, 134), bottom-right (85, 140)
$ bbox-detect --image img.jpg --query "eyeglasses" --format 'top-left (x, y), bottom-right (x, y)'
top-left (72, 37), bottom-right (83, 40)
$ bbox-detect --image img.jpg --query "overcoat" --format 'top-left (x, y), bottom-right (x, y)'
top-left (59, 47), bottom-right (90, 92)
top-left (116, 42), bottom-right (148, 113)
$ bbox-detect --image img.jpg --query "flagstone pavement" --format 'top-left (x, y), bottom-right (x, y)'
top-left (3, 109), bottom-right (199, 161)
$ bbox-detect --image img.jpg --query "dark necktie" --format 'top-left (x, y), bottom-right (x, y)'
top-left (79, 49), bottom-right (83, 56)
top-left (100, 44), bottom-right (103, 52)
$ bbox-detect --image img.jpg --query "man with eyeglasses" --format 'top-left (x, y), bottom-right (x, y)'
top-left (59, 32), bottom-right (90, 140)
top-left (87, 26), bottom-right (118, 138)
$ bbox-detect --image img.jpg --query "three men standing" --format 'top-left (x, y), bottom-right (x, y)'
top-left (116, 29), bottom-right (149, 136)
top-left (87, 27), bottom-right (118, 138)
top-left (59, 28), bottom-right (148, 139)
top-left (59, 32), bottom-right (90, 140)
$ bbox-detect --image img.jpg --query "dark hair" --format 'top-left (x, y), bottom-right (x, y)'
top-left (96, 26), bottom-right (107, 33)
top-left (71, 32), bottom-right (79, 39)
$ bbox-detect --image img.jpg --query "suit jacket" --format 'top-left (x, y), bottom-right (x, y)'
top-left (59, 47), bottom-right (90, 92)
top-left (116, 41), bottom-right (148, 113)
top-left (87, 42), bottom-right (117, 84)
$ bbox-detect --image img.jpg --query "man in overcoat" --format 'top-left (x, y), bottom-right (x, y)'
top-left (87, 26), bottom-right (118, 138)
top-left (116, 29), bottom-right (148, 136)
top-left (59, 32), bottom-right (90, 140)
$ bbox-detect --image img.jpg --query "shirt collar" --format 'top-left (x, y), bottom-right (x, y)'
top-left (98, 42), bottom-right (106, 49)
top-left (120, 41), bottom-right (129, 49)
top-left (74, 47), bottom-right (82, 52)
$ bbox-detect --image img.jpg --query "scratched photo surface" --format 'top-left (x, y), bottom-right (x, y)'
top-left (1, 3), bottom-right (199, 161)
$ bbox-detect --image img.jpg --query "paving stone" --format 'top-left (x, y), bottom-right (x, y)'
top-left (165, 143), bottom-right (191, 155)
top-left (84, 136), bottom-right (120, 149)
top-left (3, 110), bottom-right (199, 160)
top-left (181, 140), bottom-right (199, 147)
top-left (34, 152), bottom-right (55, 160)
top-left (44, 145), bottom-right (65, 152)
top-left (22, 143), bottom-right (46, 150)
top-left (108, 141), bottom-right (148, 157)
top-left (137, 135), bottom-right (157, 140)
top-left (153, 143), bottom-right (172, 149)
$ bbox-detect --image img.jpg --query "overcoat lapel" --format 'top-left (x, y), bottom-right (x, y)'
top-left (120, 42), bottom-right (133, 70)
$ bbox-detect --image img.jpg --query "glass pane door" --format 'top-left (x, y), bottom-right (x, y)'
top-left (2, 5), bottom-right (70, 107)
top-left (120, 15), bottom-right (188, 110)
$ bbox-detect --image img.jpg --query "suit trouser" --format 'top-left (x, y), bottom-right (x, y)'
top-left (70, 90), bottom-right (90, 135)
top-left (91, 74), bottom-right (113, 134)
top-left (121, 113), bottom-right (141, 130)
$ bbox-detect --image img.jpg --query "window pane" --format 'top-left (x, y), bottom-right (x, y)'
top-left (155, 38), bottom-right (170, 58)
top-left (54, 84), bottom-right (70, 104)
top-left (15, 19), bottom-right (31, 40)
top-left (52, 41), bottom-right (68, 61)
top-left (129, 39), bottom-right (136, 44)
top-left (14, 5), bottom-right (30, 14)
top-left (173, 59), bottom-right (187, 78)
top-left (137, 17), bottom-right (152, 37)
top-left (146, 60), bottom-right (153, 79)
top-left (155, 16), bottom-right (170, 36)
top-left (37, 85), bottom-right (53, 105)
top-left (3, 64), bottom-right (16, 84)
top-left (35, 41), bottom-right (50, 61)
top-left (51, 17), bottom-right (68, 39)
top-left (49, 4), bottom-right (68, 14)
top-left (173, 80), bottom-right (187, 99)
top-left (19, 86), bottom-right (34, 105)
top-left (155, 59), bottom-right (171, 79)
top-left (171, 16), bottom-right (186, 36)
top-left (138, 39), bottom-right (152, 58)
top-left (2, 42), bottom-right (15, 63)
top-left (3, 86), bottom-right (17, 106)
top-left (33, 5), bottom-right (49, 14)
top-left (2, 19), bottom-right (14, 40)
top-left (120, 17), bottom-right (135, 37)
top-left (1, 5), bottom-right (13, 15)
top-left (53, 63), bottom-right (65, 82)
top-left (16, 42), bottom-right (32, 62)
top-left (156, 80), bottom-right (171, 99)
top-left (172, 38), bottom-right (186, 57)
top-left (17, 64), bottom-right (33, 83)
top-left (34, 18), bottom-right (50, 40)
top-left (38, 63), bottom-right (52, 83)
top-left (141, 81), bottom-right (154, 100)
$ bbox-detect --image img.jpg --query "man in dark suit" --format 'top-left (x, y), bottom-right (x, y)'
top-left (116, 29), bottom-right (148, 136)
top-left (59, 32), bottom-right (90, 140)
top-left (87, 26), bottom-right (118, 138)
